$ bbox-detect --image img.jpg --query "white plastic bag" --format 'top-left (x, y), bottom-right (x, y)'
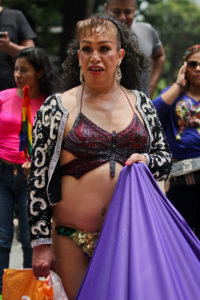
top-left (47, 271), bottom-right (68, 300)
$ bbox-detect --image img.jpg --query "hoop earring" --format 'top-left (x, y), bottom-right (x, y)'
top-left (80, 68), bottom-right (84, 84)
top-left (115, 65), bottom-right (122, 83)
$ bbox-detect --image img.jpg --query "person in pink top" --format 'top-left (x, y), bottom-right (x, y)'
top-left (0, 47), bottom-right (61, 293)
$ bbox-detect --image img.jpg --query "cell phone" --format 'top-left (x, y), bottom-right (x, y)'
top-left (0, 32), bottom-right (5, 38)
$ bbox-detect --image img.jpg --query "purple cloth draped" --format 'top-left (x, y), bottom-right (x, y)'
top-left (76, 163), bottom-right (200, 300)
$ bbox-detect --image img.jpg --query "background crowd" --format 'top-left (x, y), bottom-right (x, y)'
top-left (3, 0), bottom-right (200, 96)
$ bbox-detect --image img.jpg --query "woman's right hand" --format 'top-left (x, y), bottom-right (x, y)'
top-left (176, 62), bottom-right (188, 88)
top-left (22, 161), bottom-right (30, 178)
top-left (161, 62), bottom-right (188, 105)
top-left (32, 244), bottom-right (56, 278)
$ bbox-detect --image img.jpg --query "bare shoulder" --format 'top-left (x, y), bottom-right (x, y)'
top-left (60, 85), bottom-right (81, 111)
top-left (123, 88), bottom-right (148, 124)
top-left (122, 87), bottom-right (137, 107)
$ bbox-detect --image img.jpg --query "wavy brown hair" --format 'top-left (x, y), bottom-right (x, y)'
top-left (61, 13), bottom-right (148, 92)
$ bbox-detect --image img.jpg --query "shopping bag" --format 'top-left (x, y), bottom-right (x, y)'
top-left (2, 268), bottom-right (53, 300)
top-left (47, 271), bottom-right (68, 300)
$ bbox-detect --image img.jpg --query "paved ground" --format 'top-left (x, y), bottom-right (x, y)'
top-left (9, 219), bottom-right (23, 269)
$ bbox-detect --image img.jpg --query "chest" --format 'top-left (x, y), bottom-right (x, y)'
top-left (63, 112), bottom-right (149, 154)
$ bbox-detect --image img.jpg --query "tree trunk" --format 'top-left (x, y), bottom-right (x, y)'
top-left (60, 0), bottom-right (96, 63)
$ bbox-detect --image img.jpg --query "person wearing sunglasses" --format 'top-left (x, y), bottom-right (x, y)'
top-left (153, 44), bottom-right (200, 239)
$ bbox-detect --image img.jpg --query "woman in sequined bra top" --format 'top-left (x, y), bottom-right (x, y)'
top-left (28, 14), bottom-right (171, 299)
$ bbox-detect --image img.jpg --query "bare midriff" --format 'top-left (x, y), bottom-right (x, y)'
top-left (52, 162), bottom-right (123, 232)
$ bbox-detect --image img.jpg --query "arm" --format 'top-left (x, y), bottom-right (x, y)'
top-left (145, 95), bottom-right (172, 180)
top-left (0, 9), bottom-right (36, 57)
top-left (153, 63), bottom-right (187, 122)
top-left (0, 32), bottom-right (35, 57)
top-left (159, 63), bottom-right (187, 105)
top-left (149, 45), bottom-right (165, 98)
top-left (28, 96), bottom-right (58, 276)
top-left (28, 105), bottom-right (53, 247)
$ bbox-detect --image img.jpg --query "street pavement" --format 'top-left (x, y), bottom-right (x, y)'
top-left (9, 219), bottom-right (23, 269)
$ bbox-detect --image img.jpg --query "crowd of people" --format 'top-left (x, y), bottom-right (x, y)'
top-left (0, 0), bottom-right (200, 299)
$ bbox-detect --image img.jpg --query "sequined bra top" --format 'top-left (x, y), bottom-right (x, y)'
top-left (60, 88), bottom-right (150, 179)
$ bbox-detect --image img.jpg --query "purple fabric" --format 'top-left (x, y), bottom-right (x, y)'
top-left (76, 163), bottom-right (200, 300)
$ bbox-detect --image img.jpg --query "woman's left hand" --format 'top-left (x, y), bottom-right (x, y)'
top-left (22, 161), bottom-right (31, 177)
top-left (125, 153), bottom-right (147, 166)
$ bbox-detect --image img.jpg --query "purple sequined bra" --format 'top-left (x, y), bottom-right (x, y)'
top-left (60, 89), bottom-right (150, 179)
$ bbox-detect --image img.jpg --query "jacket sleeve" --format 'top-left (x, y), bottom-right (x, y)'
top-left (139, 92), bottom-right (172, 180)
top-left (28, 95), bottom-right (61, 247)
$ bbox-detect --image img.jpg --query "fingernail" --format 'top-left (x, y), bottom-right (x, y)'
top-left (125, 160), bottom-right (130, 166)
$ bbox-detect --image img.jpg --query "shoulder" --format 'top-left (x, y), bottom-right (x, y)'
top-left (131, 89), bottom-right (151, 105)
top-left (33, 94), bottom-right (67, 134)
top-left (61, 85), bottom-right (81, 111)
top-left (0, 88), bottom-right (17, 101)
top-left (37, 93), bottom-right (65, 112)
top-left (132, 90), bottom-right (158, 117)
top-left (2, 8), bottom-right (23, 17)
top-left (34, 94), bottom-right (65, 122)
top-left (0, 87), bottom-right (17, 95)
top-left (132, 22), bottom-right (153, 31)
top-left (132, 22), bottom-right (159, 36)
top-left (1, 8), bottom-right (29, 28)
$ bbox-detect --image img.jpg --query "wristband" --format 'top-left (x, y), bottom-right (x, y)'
top-left (174, 82), bottom-right (184, 89)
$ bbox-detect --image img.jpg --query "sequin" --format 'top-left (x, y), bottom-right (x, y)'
top-left (175, 99), bottom-right (200, 139)
top-left (55, 225), bottom-right (99, 258)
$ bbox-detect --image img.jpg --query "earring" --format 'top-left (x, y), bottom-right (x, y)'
top-left (115, 65), bottom-right (122, 83)
top-left (79, 67), bottom-right (84, 84)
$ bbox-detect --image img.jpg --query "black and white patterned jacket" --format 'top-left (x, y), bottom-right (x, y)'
top-left (28, 90), bottom-right (172, 247)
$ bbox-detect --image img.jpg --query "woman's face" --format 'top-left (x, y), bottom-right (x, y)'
top-left (186, 52), bottom-right (200, 86)
top-left (14, 57), bottom-right (42, 91)
top-left (78, 28), bottom-right (124, 89)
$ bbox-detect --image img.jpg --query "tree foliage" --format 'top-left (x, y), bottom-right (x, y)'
top-left (144, 0), bottom-right (200, 94)
top-left (3, 0), bottom-right (63, 65)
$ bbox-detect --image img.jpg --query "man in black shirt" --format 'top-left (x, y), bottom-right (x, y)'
top-left (0, 1), bottom-right (36, 90)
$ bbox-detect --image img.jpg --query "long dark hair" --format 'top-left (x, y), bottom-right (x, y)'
top-left (61, 13), bottom-right (148, 92)
top-left (15, 47), bottom-right (61, 96)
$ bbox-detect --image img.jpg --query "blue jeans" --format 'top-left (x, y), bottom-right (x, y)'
top-left (0, 160), bottom-right (32, 293)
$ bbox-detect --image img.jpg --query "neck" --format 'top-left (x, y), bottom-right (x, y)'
top-left (81, 83), bottom-right (124, 111)
top-left (17, 87), bottom-right (41, 99)
top-left (84, 81), bottom-right (120, 97)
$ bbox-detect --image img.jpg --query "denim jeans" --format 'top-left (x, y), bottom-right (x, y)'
top-left (0, 160), bottom-right (32, 293)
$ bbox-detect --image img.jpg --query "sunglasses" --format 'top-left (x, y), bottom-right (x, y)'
top-left (187, 61), bottom-right (200, 69)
